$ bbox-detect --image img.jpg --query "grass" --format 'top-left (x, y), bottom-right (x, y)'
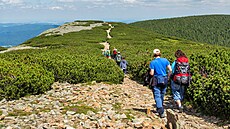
top-left (112, 102), bottom-right (122, 110)
top-left (8, 109), bottom-right (33, 116)
top-left (62, 104), bottom-right (98, 114)
top-left (7, 107), bottom-right (52, 117)
top-left (124, 109), bottom-right (135, 120)
top-left (38, 108), bottom-right (51, 113)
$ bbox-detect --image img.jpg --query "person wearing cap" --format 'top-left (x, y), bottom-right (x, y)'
top-left (115, 51), bottom-right (122, 66)
top-left (149, 49), bottom-right (172, 118)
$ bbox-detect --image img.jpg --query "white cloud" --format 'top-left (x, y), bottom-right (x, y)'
top-left (2, 0), bottom-right (22, 4)
top-left (49, 6), bottom-right (64, 10)
top-left (56, 0), bottom-right (75, 2)
top-left (1, 0), bottom-right (229, 23)
top-left (0, 0), bottom-right (22, 6)
top-left (123, 0), bottom-right (137, 3)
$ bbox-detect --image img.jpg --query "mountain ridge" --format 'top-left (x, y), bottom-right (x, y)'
top-left (130, 14), bottom-right (230, 47)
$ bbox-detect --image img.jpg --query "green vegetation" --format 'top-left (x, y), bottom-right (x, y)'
top-left (63, 104), bottom-right (98, 114)
top-left (0, 22), bottom-right (124, 100)
top-left (188, 49), bottom-right (230, 119)
top-left (0, 20), bottom-right (229, 120)
top-left (107, 22), bottom-right (229, 119)
top-left (112, 102), bottom-right (122, 110)
top-left (0, 47), bottom-right (7, 51)
top-left (0, 58), bottom-right (54, 100)
top-left (131, 15), bottom-right (230, 47)
top-left (124, 110), bottom-right (135, 120)
top-left (8, 109), bottom-right (32, 116)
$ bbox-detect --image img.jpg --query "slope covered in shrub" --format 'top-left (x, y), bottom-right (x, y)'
top-left (0, 21), bottom-right (124, 100)
top-left (107, 22), bottom-right (229, 119)
top-left (131, 15), bottom-right (230, 47)
top-left (0, 21), bottom-right (229, 120)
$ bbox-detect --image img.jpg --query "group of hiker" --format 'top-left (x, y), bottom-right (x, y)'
top-left (103, 47), bottom-right (128, 74)
top-left (103, 47), bottom-right (191, 118)
top-left (146, 49), bottom-right (191, 118)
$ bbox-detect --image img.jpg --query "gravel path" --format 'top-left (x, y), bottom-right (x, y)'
top-left (0, 77), bottom-right (228, 129)
top-left (0, 45), bottom-right (42, 53)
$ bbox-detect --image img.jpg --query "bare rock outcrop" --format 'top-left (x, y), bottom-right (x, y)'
top-left (39, 21), bottom-right (103, 36)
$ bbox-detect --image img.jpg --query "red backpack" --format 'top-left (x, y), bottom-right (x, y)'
top-left (173, 57), bottom-right (191, 85)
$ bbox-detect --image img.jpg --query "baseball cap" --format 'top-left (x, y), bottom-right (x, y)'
top-left (153, 49), bottom-right (160, 54)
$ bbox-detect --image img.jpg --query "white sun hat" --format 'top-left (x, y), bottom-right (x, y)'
top-left (153, 49), bottom-right (160, 54)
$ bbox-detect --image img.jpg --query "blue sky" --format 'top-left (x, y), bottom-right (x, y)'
top-left (0, 0), bottom-right (230, 23)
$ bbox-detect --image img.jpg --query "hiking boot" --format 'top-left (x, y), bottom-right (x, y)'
top-left (178, 106), bottom-right (184, 113)
top-left (160, 112), bottom-right (165, 118)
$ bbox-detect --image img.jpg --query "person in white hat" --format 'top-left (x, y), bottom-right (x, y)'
top-left (149, 48), bottom-right (172, 118)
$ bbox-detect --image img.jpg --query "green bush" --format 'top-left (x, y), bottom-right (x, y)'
top-left (36, 52), bottom-right (124, 84)
top-left (107, 22), bottom-right (230, 119)
top-left (0, 59), bottom-right (54, 100)
top-left (0, 47), bottom-right (7, 51)
top-left (188, 50), bottom-right (230, 119)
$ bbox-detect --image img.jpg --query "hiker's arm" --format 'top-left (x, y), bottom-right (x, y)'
top-left (150, 69), bottom-right (154, 76)
top-left (167, 65), bottom-right (172, 78)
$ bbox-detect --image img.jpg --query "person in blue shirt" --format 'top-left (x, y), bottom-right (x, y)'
top-left (149, 49), bottom-right (172, 118)
top-left (120, 57), bottom-right (128, 74)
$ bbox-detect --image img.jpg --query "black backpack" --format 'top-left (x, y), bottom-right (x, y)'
top-left (116, 55), bottom-right (122, 62)
top-left (173, 57), bottom-right (191, 85)
top-left (143, 68), bottom-right (152, 86)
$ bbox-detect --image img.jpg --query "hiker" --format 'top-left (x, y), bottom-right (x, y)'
top-left (105, 48), bottom-right (111, 59)
top-left (120, 57), bottom-right (128, 74)
top-left (102, 50), bottom-right (106, 56)
top-left (115, 51), bottom-right (122, 66)
top-left (112, 47), bottom-right (118, 59)
top-left (171, 50), bottom-right (191, 112)
top-left (149, 49), bottom-right (172, 118)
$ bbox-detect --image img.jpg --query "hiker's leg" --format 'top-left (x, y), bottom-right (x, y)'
top-left (124, 69), bottom-right (127, 74)
top-left (180, 85), bottom-right (185, 102)
top-left (160, 84), bottom-right (167, 106)
top-left (171, 81), bottom-right (181, 107)
top-left (153, 86), bottom-right (163, 113)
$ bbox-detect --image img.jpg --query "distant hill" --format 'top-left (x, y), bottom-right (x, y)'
top-left (130, 15), bottom-right (230, 47)
top-left (0, 23), bottom-right (59, 47)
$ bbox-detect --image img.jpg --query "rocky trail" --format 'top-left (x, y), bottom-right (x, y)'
top-left (0, 22), bottom-right (229, 129)
top-left (0, 77), bottom-right (227, 129)
top-left (0, 45), bottom-right (43, 54)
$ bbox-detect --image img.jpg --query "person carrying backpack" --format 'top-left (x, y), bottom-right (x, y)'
top-left (171, 50), bottom-right (191, 113)
top-left (115, 52), bottom-right (122, 66)
top-left (120, 57), bottom-right (128, 74)
top-left (112, 47), bottom-right (118, 59)
top-left (105, 48), bottom-right (111, 59)
top-left (149, 49), bottom-right (172, 118)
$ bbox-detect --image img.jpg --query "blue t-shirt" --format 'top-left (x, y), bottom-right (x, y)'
top-left (171, 61), bottom-right (176, 74)
top-left (149, 58), bottom-right (170, 76)
top-left (120, 60), bottom-right (128, 69)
